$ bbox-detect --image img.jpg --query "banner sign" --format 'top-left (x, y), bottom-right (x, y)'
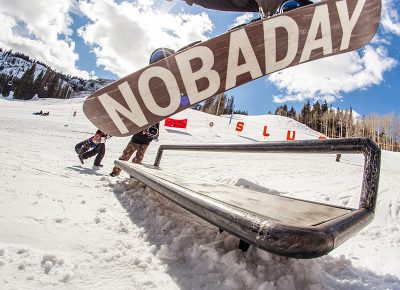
top-left (164, 118), bottom-right (188, 129)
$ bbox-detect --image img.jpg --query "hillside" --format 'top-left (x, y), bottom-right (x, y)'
top-left (0, 48), bottom-right (113, 99)
top-left (0, 97), bottom-right (399, 289)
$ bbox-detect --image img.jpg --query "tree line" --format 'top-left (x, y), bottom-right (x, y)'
top-left (194, 93), bottom-right (248, 116)
top-left (0, 64), bottom-right (72, 100)
top-left (0, 48), bottom-right (102, 100)
top-left (274, 100), bottom-right (400, 152)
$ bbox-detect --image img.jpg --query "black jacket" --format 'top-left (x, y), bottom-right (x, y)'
top-left (131, 123), bottom-right (159, 145)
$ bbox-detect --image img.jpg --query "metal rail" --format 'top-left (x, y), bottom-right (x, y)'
top-left (115, 138), bottom-right (381, 258)
top-left (154, 138), bottom-right (381, 212)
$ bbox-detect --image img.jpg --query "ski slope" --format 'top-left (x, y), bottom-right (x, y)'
top-left (0, 97), bottom-right (399, 289)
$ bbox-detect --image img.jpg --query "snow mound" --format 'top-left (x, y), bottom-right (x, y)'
top-left (0, 97), bottom-right (399, 289)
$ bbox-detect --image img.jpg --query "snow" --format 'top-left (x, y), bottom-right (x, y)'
top-left (0, 97), bottom-right (399, 289)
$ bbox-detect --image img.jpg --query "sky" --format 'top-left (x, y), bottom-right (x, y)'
top-left (0, 0), bottom-right (399, 116)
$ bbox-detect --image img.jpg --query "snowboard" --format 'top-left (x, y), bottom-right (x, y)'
top-left (83, 0), bottom-right (381, 137)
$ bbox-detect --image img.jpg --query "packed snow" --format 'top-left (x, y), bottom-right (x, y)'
top-left (0, 97), bottom-right (399, 289)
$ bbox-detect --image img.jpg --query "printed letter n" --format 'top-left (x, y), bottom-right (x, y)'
top-left (98, 82), bottom-right (148, 134)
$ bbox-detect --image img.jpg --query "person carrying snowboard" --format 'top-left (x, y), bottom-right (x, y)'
top-left (167, 0), bottom-right (312, 18)
top-left (109, 48), bottom-right (171, 177)
top-left (76, 129), bottom-right (109, 167)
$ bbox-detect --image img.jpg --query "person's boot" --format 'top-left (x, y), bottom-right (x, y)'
top-left (257, 0), bottom-right (270, 17)
top-left (257, 0), bottom-right (312, 17)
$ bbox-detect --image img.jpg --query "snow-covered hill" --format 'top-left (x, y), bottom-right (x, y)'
top-left (0, 49), bottom-right (113, 96)
top-left (0, 97), bottom-right (399, 289)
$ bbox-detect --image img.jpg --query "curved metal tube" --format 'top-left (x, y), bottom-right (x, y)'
top-left (115, 138), bottom-right (381, 258)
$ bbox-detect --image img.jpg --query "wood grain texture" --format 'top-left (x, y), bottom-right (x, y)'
top-left (83, 0), bottom-right (381, 137)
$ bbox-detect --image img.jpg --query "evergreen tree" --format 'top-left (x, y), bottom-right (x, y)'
top-left (275, 105), bottom-right (289, 116)
top-left (300, 100), bottom-right (311, 126)
top-left (48, 73), bottom-right (61, 98)
top-left (215, 93), bottom-right (227, 115)
top-left (32, 71), bottom-right (43, 96)
top-left (312, 101), bottom-right (321, 132)
top-left (202, 96), bottom-right (215, 114)
top-left (288, 106), bottom-right (297, 119)
top-left (233, 109), bottom-right (248, 115)
top-left (14, 63), bottom-right (36, 100)
top-left (38, 69), bottom-right (53, 98)
top-left (3, 75), bottom-right (14, 97)
top-left (283, 104), bottom-right (288, 116)
top-left (224, 96), bottom-right (235, 114)
top-left (321, 100), bottom-right (328, 113)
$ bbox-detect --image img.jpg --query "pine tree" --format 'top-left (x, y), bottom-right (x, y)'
top-left (288, 106), bottom-right (297, 119)
top-left (202, 97), bottom-right (215, 114)
top-left (215, 93), bottom-right (227, 115)
top-left (224, 96), bottom-right (235, 114)
top-left (300, 100), bottom-right (311, 126)
top-left (312, 101), bottom-right (321, 132)
top-left (48, 73), bottom-right (61, 98)
top-left (32, 71), bottom-right (43, 96)
top-left (38, 69), bottom-right (53, 98)
top-left (14, 63), bottom-right (36, 100)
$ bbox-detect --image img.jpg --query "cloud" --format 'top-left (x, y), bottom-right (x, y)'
top-left (381, 0), bottom-right (400, 35)
top-left (268, 0), bottom-right (399, 104)
top-left (229, 12), bottom-right (254, 29)
top-left (269, 45), bottom-right (396, 103)
top-left (0, 0), bottom-right (90, 78)
top-left (78, 0), bottom-right (213, 77)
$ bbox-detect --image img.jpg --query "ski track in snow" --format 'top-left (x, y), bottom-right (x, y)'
top-left (0, 97), bottom-right (399, 289)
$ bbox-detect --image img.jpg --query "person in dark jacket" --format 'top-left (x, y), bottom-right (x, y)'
top-left (109, 123), bottom-right (159, 177)
top-left (78, 129), bottom-right (108, 167)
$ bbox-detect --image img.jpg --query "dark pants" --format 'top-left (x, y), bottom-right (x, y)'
top-left (81, 143), bottom-right (105, 166)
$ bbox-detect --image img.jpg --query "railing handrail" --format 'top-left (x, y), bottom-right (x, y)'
top-left (154, 138), bottom-right (381, 211)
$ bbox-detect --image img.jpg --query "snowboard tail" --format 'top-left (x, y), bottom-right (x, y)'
top-left (83, 0), bottom-right (381, 137)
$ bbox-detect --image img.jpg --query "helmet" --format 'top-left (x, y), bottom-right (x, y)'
top-left (277, 0), bottom-right (303, 14)
top-left (149, 48), bottom-right (175, 64)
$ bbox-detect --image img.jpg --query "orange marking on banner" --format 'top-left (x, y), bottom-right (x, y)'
top-left (263, 126), bottom-right (270, 137)
top-left (236, 122), bottom-right (244, 132)
top-left (287, 130), bottom-right (296, 140)
top-left (319, 135), bottom-right (327, 139)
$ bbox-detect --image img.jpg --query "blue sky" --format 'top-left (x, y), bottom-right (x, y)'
top-left (0, 0), bottom-right (399, 117)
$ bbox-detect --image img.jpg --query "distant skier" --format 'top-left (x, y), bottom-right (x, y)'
top-left (167, 0), bottom-right (312, 18)
top-left (75, 129), bottom-right (110, 167)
